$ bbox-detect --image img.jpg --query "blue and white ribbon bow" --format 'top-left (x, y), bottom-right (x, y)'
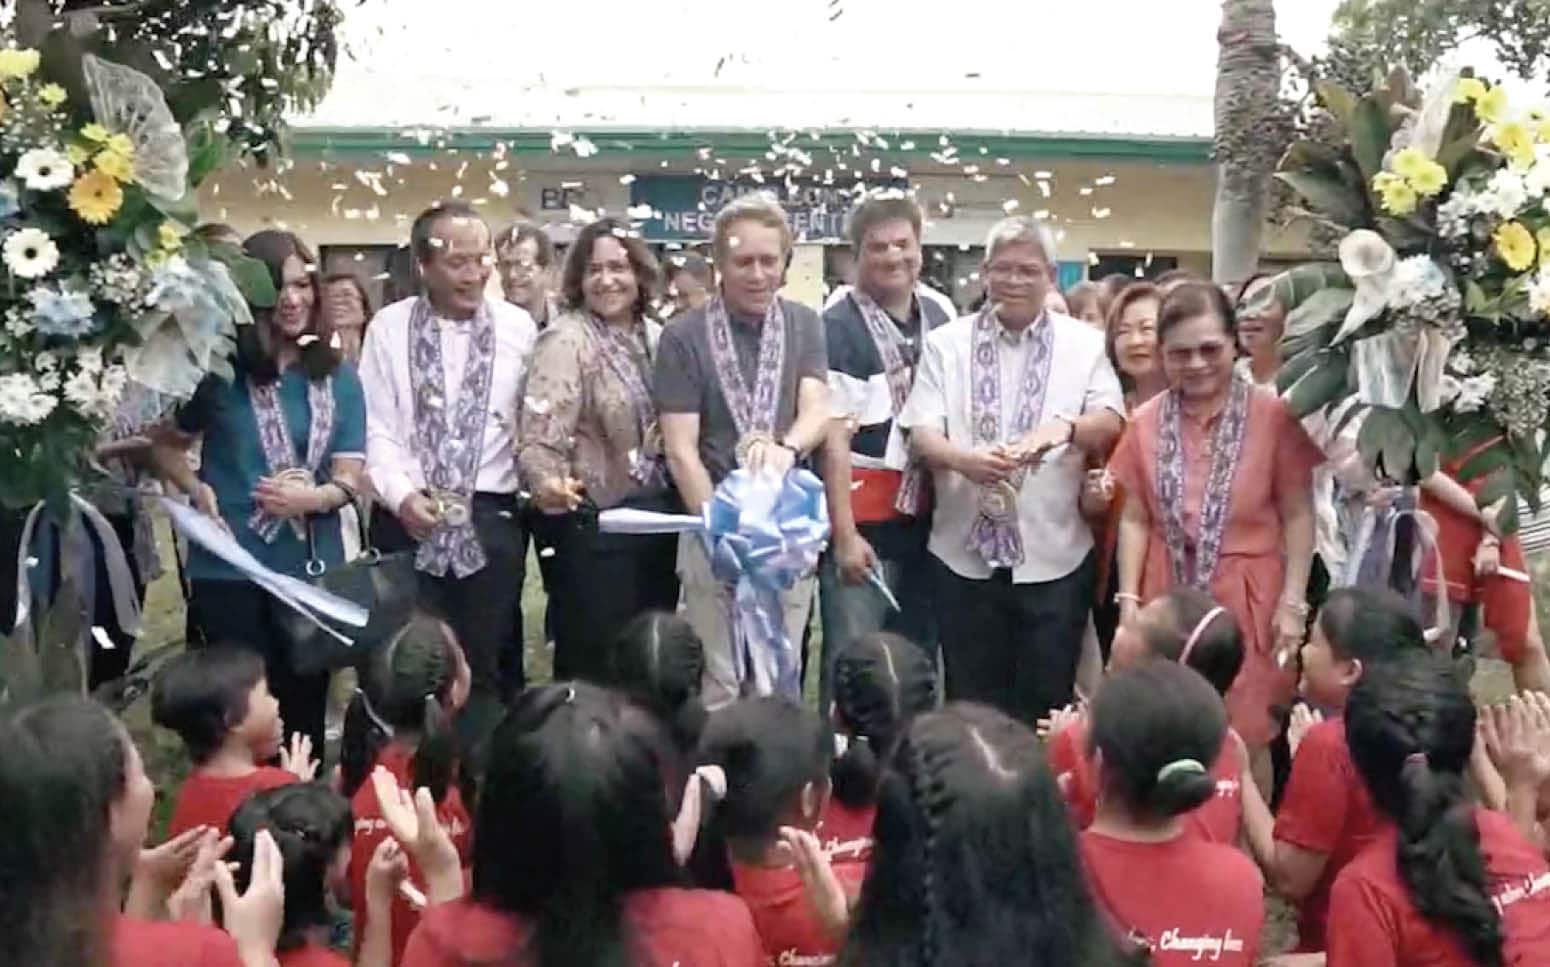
top-left (600, 469), bottom-right (830, 699)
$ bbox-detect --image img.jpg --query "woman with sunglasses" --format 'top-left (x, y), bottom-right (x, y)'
top-left (1106, 282), bottom-right (1323, 774)
top-left (517, 218), bottom-right (681, 685)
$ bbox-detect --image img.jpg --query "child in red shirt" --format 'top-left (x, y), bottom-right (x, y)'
top-left (697, 696), bottom-right (862, 966)
top-left (401, 682), bottom-right (762, 967)
top-left (341, 615), bottom-right (474, 966)
top-left (229, 783), bottom-right (354, 967)
top-left (1, 694), bottom-right (285, 967)
top-left (152, 646), bottom-right (315, 837)
top-left (819, 632), bottom-right (938, 866)
top-left (1080, 661), bottom-right (1264, 965)
top-left (1246, 586), bottom-right (1428, 952)
top-left (1329, 651), bottom-right (1550, 965)
top-left (1047, 587), bottom-right (1246, 844)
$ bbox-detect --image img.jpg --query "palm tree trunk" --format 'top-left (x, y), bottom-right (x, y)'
top-left (1212, 0), bottom-right (1281, 286)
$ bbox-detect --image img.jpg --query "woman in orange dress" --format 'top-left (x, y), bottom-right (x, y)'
top-left (1107, 282), bottom-right (1323, 754)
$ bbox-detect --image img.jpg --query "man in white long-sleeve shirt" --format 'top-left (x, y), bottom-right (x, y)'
top-left (358, 200), bottom-right (537, 751)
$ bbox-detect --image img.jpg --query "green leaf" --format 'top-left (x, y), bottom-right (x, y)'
top-left (1357, 407), bottom-right (1395, 472)
top-left (1379, 412), bottom-right (1416, 481)
top-left (1497, 494), bottom-right (1521, 536)
top-left (1284, 354), bottom-right (1351, 419)
top-left (1316, 81), bottom-right (1358, 132)
top-left (216, 252), bottom-right (277, 309)
top-left (147, 190), bottom-right (200, 229)
top-left (1274, 171), bottom-right (1368, 227)
top-left (1351, 97), bottom-right (1392, 182)
top-left (1284, 288), bottom-right (1356, 340)
top-left (1477, 468), bottom-right (1516, 513)
top-left (1267, 263), bottom-right (1352, 313)
top-left (1274, 350), bottom-right (1320, 394)
top-left (187, 128), bottom-right (230, 188)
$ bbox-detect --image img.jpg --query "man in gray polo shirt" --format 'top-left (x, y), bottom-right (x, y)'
top-left (654, 194), bottom-right (832, 707)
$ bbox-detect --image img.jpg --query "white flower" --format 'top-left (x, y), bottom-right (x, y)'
top-left (62, 363), bottom-right (125, 420)
top-left (0, 373), bottom-right (57, 425)
top-left (1336, 229), bottom-right (1398, 342)
top-left (3, 228), bottom-right (60, 279)
top-left (1388, 256), bottom-right (1449, 309)
top-left (1530, 273), bottom-right (1550, 317)
top-left (1526, 147), bottom-right (1550, 197)
top-left (1484, 169), bottom-right (1529, 219)
top-left (1450, 347), bottom-right (1478, 375)
top-left (1453, 373), bottom-right (1497, 414)
top-left (14, 148), bottom-right (74, 192)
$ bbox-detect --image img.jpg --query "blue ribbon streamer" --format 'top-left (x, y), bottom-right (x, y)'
top-left (702, 469), bottom-right (829, 700)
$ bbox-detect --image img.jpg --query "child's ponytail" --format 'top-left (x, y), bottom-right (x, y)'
top-left (831, 633), bottom-right (937, 809)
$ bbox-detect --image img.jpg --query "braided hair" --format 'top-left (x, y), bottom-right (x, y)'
top-left (1345, 652), bottom-right (1504, 967)
top-left (228, 783), bottom-right (353, 952)
top-left (831, 632), bottom-right (938, 808)
top-left (844, 703), bottom-right (1140, 967)
top-left (605, 610), bottom-right (708, 756)
top-left (340, 613), bottom-right (463, 802)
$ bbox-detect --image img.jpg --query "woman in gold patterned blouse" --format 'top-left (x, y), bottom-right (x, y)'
top-left (518, 217), bottom-right (681, 682)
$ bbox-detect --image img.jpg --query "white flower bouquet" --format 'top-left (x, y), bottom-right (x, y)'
top-left (0, 42), bottom-right (272, 510)
top-left (1261, 70), bottom-right (1550, 532)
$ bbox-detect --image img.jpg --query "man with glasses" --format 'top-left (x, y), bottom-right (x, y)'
top-left (496, 220), bottom-right (560, 330)
top-left (898, 216), bottom-right (1124, 724)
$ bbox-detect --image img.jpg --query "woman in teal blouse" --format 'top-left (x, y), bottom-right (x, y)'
top-left (153, 230), bottom-right (366, 753)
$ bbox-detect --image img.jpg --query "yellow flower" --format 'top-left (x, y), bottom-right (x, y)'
top-left (1454, 77), bottom-right (1488, 103)
top-left (157, 221), bottom-right (187, 252)
top-left (36, 83), bottom-right (66, 108)
top-left (145, 248), bottom-right (169, 269)
top-left (1374, 172), bottom-right (1419, 216)
top-left (65, 142), bottom-right (92, 166)
top-left (0, 48), bottom-right (41, 80)
top-left (0, 89), bottom-right (7, 122)
top-left (1495, 220), bottom-right (1537, 271)
top-left (1410, 159), bottom-right (1449, 197)
top-left (68, 170), bottom-right (123, 225)
top-left (1392, 147), bottom-right (1432, 180)
top-left (104, 133), bottom-right (134, 159)
top-left (1476, 85), bottom-right (1510, 124)
top-left (94, 148), bottom-right (135, 183)
top-left (1491, 121), bottom-right (1536, 169)
top-left (80, 123), bottom-right (109, 144)
top-left (1537, 227), bottom-right (1550, 268)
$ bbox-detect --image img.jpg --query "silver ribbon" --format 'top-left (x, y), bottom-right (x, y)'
top-left (1351, 326), bottom-right (1461, 412)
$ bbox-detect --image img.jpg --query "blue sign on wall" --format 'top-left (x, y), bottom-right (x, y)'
top-left (630, 175), bottom-right (902, 242)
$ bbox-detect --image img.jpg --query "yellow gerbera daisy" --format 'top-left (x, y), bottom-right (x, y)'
top-left (1494, 220), bottom-right (1537, 272)
top-left (1410, 160), bottom-right (1449, 197)
top-left (0, 48), bottom-right (41, 80)
top-left (37, 83), bottom-right (66, 108)
top-left (1454, 77), bottom-right (1488, 104)
top-left (80, 123), bottom-right (109, 144)
top-left (1476, 85), bottom-right (1511, 124)
top-left (1374, 172), bottom-right (1419, 216)
top-left (1491, 122), bottom-right (1536, 169)
top-left (65, 142), bottom-right (92, 166)
top-left (68, 170), bottom-right (123, 225)
top-left (94, 149), bottom-right (135, 183)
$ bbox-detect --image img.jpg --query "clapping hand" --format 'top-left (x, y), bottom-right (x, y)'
top-left (1481, 694), bottom-right (1550, 792)
top-left (166, 829), bottom-right (234, 925)
top-left (778, 827), bottom-right (851, 940)
top-left (1004, 419), bottom-right (1072, 466)
top-left (370, 766), bottom-right (464, 904)
top-left (278, 732), bottom-right (319, 782)
top-left (252, 475), bottom-right (324, 519)
top-left (212, 829), bottom-right (284, 961)
top-left (1287, 704), bottom-right (1324, 759)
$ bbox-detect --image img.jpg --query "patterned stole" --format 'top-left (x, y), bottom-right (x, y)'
top-left (1154, 375), bottom-right (1252, 589)
top-left (849, 289), bottom-right (928, 515)
top-left (965, 308), bottom-right (1054, 569)
top-left (408, 297), bottom-right (496, 578)
top-left (705, 296), bottom-right (786, 460)
top-left (248, 374), bottom-right (335, 542)
top-left (588, 314), bottom-right (666, 487)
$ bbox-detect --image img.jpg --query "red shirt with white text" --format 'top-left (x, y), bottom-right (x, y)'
top-left (168, 765), bottom-right (298, 837)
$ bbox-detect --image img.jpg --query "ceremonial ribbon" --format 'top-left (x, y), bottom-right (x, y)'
top-left (12, 495), bottom-right (144, 652)
top-left (599, 469), bottom-right (830, 700)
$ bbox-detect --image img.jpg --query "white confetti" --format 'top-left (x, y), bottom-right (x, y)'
top-left (1002, 199), bottom-right (1019, 213)
top-left (539, 547), bottom-right (557, 558)
top-left (92, 626), bottom-right (115, 650)
top-left (1092, 207), bottom-right (1112, 219)
top-left (524, 396), bottom-right (552, 415)
top-left (1095, 175), bottom-right (1116, 187)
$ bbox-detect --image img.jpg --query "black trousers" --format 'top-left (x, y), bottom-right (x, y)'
top-left (370, 495), bottom-right (526, 766)
top-left (934, 551), bottom-right (1096, 725)
top-left (187, 578), bottom-right (330, 756)
top-left (528, 509), bottom-right (680, 685)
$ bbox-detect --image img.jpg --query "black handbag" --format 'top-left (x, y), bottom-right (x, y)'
top-left (281, 505), bottom-right (419, 676)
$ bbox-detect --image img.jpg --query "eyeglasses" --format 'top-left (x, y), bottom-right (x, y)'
top-left (985, 262), bottom-right (1048, 282)
top-left (1163, 341), bottom-right (1231, 366)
